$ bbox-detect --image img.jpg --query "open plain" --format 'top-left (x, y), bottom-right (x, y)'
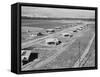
top-left (21, 19), bottom-right (95, 71)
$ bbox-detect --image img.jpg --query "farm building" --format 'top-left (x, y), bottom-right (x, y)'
top-left (46, 29), bottom-right (55, 33)
top-left (21, 48), bottom-right (38, 65)
top-left (61, 32), bottom-right (73, 38)
top-left (45, 38), bottom-right (62, 45)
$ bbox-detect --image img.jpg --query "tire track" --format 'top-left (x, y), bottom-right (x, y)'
top-left (73, 33), bottom-right (95, 67)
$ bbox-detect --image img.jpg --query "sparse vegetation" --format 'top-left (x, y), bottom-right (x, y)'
top-left (21, 19), bottom-right (95, 70)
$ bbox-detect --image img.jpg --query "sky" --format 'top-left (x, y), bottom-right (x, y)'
top-left (22, 6), bottom-right (95, 18)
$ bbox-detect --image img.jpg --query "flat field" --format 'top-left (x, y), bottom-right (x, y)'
top-left (21, 19), bottom-right (95, 70)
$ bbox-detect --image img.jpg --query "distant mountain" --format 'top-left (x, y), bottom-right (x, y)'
top-left (21, 16), bottom-right (95, 21)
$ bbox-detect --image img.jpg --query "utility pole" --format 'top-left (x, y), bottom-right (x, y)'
top-left (78, 40), bottom-right (81, 67)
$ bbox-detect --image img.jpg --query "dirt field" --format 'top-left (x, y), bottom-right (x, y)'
top-left (21, 19), bottom-right (95, 70)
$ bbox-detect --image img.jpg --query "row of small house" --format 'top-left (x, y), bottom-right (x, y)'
top-left (29, 26), bottom-right (62, 37)
top-left (21, 24), bottom-right (88, 65)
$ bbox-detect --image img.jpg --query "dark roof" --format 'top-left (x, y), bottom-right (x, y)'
top-left (22, 47), bottom-right (34, 50)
